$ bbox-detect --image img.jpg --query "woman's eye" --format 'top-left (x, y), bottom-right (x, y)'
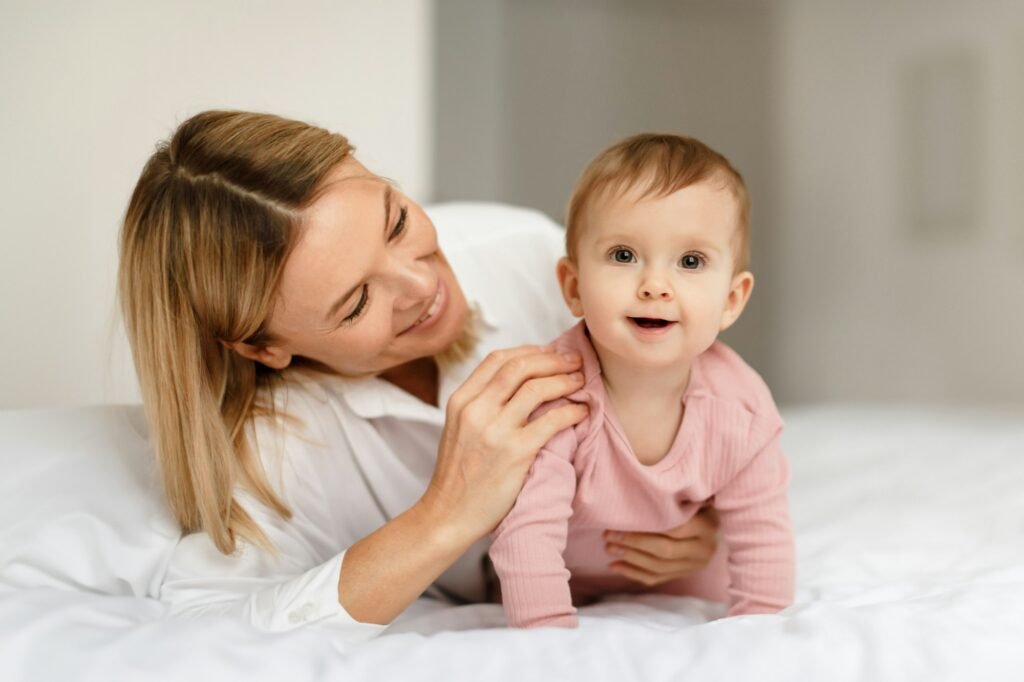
top-left (389, 206), bottom-right (408, 241)
top-left (343, 284), bottom-right (369, 323)
top-left (611, 248), bottom-right (635, 263)
top-left (680, 253), bottom-right (704, 270)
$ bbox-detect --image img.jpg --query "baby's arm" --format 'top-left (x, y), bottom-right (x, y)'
top-left (489, 426), bottom-right (579, 628)
top-left (714, 425), bottom-right (795, 616)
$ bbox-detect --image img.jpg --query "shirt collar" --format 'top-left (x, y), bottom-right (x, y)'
top-left (315, 296), bottom-right (502, 423)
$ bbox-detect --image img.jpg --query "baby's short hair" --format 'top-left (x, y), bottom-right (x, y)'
top-left (565, 133), bottom-right (751, 272)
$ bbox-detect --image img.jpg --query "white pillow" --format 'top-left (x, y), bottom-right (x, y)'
top-left (0, 405), bottom-right (180, 597)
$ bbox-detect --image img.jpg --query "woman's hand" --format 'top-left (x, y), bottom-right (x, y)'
top-left (602, 506), bottom-right (720, 586)
top-left (420, 345), bottom-right (589, 543)
top-left (341, 345), bottom-right (586, 625)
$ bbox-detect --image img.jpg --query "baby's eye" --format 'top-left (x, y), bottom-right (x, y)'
top-left (610, 248), bottom-right (636, 264)
top-left (680, 253), bottom-right (704, 270)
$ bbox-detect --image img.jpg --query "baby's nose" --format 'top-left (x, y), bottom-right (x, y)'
top-left (639, 280), bottom-right (673, 299)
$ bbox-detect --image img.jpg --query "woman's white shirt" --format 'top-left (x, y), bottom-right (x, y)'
top-left (159, 203), bottom-right (575, 643)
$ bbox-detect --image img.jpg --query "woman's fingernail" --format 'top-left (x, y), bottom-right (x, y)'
top-left (605, 531), bottom-right (623, 542)
top-left (606, 543), bottom-right (624, 557)
top-left (571, 372), bottom-right (584, 382)
top-left (562, 352), bottom-right (581, 363)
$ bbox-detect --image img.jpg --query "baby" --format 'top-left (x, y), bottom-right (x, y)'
top-left (489, 133), bottom-right (795, 628)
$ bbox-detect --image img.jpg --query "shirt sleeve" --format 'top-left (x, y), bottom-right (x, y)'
top-left (488, 423), bottom-right (579, 628)
top-left (158, 388), bottom-right (387, 643)
top-left (713, 423), bottom-right (796, 616)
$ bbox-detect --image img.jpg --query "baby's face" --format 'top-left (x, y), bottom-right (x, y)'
top-left (563, 179), bottom-right (750, 370)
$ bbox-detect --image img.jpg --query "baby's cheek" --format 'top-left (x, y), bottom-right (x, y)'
top-left (687, 302), bottom-right (726, 341)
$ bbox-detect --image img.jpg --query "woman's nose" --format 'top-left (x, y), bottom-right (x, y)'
top-left (392, 256), bottom-right (434, 309)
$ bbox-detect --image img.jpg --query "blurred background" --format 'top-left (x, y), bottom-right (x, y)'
top-left (1, 0), bottom-right (1021, 409)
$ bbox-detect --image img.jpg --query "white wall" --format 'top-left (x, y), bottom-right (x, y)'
top-left (0, 0), bottom-right (434, 408)
top-left (774, 0), bottom-right (1024, 403)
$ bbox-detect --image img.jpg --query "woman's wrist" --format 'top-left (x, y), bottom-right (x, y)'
top-left (411, 488), bottom-right (483, 557)
top-left (338, 495), bottom-right (482, 625)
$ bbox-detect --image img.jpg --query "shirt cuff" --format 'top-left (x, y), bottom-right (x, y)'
top-left (253, 550), bottom-right (387, 642)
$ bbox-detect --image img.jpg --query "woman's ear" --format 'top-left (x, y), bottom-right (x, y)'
top-left (719, 271), bottom-right (754, 332)
top-left (556, 257), bottom-right (585, 317)
top-left (225, 340), bottom-right (293, 370)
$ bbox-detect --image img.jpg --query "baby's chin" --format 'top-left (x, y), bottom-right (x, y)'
top-left (592, 335), bottom-right (704, 371)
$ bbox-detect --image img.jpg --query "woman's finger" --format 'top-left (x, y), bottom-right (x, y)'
top-left (605, 528), bottom-right (717, 563)
top-left (520, 402), bottom-right (589, 455)
top-left (503, 372), bottom-right (585, 425)
top-left (664, 505), bottom-right (720, 541)
top-left (446, 345), bottom-right (555, 413)
top-left (606, 561), bottom-right (664, 587)
top-left (606, 543), bottom-right (702, 578)
top-left (698, 504), bottom-right (720, 526)
top-left (473, 349), bottom-right (583, 410)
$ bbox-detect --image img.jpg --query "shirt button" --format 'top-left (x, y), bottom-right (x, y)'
top-left (288, 602), bottom-right (316, 624)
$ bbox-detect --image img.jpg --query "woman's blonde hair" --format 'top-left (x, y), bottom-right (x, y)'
top-left (118, 110), bottom-right (354, 554)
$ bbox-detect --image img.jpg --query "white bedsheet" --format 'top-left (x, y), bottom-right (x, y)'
top-left (2, 404), bottom-right (1023, 681)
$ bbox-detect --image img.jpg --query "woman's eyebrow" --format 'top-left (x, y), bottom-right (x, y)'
top-left (322, 186), bottom-right (393, 324)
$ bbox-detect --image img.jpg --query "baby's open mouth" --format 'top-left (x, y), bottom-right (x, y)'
top-left (629, 317), bottom-right (674, 329)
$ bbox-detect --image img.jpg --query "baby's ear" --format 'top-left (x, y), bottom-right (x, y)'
top-left (556, 257), bottom-right (585, 318)
top-left (720, 271), bottom-right (754, 332)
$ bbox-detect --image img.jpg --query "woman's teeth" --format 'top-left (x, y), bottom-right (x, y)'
top-left (415, 289), bottom-right (441, 325)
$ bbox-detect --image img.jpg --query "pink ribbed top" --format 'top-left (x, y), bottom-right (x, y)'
top-left (489, 322), bottom-right (794, 628)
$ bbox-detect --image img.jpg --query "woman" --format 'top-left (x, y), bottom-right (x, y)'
top-left (118, 110), bottom-right (720, 641)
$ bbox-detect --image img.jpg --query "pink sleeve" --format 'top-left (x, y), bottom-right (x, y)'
top-left (713, 425), bottom-right (795, 616)
top-left (488, 426), bottom-right (578, 628)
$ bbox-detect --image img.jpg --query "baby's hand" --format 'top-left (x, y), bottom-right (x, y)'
top-left (603, 506), bottom-right (720, 586)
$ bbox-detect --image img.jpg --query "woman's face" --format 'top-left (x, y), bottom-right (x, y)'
top-left (262, 158), bottom-right (470, 379)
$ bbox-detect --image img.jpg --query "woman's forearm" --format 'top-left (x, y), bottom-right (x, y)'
top-left (337, 499), bottom-right (476, 625)
top-left (338, 346), bottom-right (588, 626)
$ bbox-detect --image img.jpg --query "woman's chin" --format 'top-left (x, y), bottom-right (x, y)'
top-left (434, 302), bottom-right (481, 370)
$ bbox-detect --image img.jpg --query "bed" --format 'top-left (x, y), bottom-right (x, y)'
top-left (2, 403), bottom-right (1022, 681)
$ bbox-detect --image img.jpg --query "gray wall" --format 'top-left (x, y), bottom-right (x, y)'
top-left (435, 0), bottom-right (781, 383)
top-left (774, 0), bottom-right (1024, 404)
top-left (435, 0), bottom-right (1024, 406)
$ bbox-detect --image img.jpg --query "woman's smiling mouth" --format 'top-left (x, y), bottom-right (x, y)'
top-left (401, 280), bottom-right (447, 335)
